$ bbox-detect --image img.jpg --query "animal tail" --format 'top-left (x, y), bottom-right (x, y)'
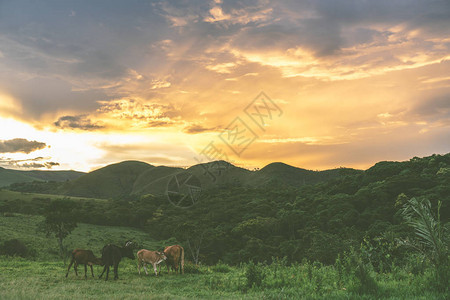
top-left (180, 246), bottom-right (184, 274)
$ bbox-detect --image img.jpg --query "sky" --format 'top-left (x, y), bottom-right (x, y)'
top-left (0, 0), bottom-right (449, 172)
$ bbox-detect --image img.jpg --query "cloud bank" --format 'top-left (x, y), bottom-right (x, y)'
top-left (0, 138), bottom-right (46, 154)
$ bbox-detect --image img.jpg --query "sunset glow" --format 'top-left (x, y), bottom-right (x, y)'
top-left (0, 0), bottom-right (449, 171)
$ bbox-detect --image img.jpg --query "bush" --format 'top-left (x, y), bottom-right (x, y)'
top-left (245, 261), bottom-right (264, 288)
top-left (183, 261), bottom-right (203, 274)
top-left (340, 247), bottom-right (378, 295)
top-left (0, 239), bottom-right (30, 258)
top-left (211, 261), bottom-right (231, 273)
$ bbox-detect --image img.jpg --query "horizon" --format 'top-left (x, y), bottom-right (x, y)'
top-left (1, 1), bottom-right (449, 172)
top-left (3, 152), bottom-right (448, 174)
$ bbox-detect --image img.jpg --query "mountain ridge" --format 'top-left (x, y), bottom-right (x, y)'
top-left (0, 167), bottom-right (85, 188)
top-left (10, 153), bottom-right (448, 200)
top-left (3, 159), bottom-right (363, 199)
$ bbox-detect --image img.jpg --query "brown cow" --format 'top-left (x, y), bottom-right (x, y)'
top-left (137, 249), bottom-right (167, 276)
top-left (65, 248), bottom-right (103, 278)
top-left (164, 245), bottom-right (184, 274)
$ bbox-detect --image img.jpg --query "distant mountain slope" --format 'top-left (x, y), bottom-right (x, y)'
top-left (132, 165), bottom-right (184, 196)
top-left (0, 167), bottom-right (84, 187)
top-left (250, 162), bottom-right (362, 187)
top-left (62, 161), bottom-right (153, 199)
top-left (3, 160), bottom-right (363, 199)
top-left (131, 161), bottom-right (251, 196)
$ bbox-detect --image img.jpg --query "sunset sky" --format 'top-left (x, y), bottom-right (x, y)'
top-left (0, 0), bottom-right (449, 172)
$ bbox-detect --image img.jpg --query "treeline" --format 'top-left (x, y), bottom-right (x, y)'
top-left (1, 154), bottom-right (449, 266)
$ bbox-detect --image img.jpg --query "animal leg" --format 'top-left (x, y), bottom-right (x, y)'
top-left (143, 264), bottom-right (149, 275)
top-left (74, 262), bottom-right (78, 276)
top-left (138, 260), bottom-right (141, 275)
top-left (90, 265), bottom-right (94, 277)
top-left (100, 265), bottom-right (110, 281)
top-left (99, 265), bottom-right (107, 279)
top-left (153, 264), bottom-right (158, 276)
top-left (113, 262), bottom-right (119, 280)
top-left (84, 264), bottom-right (87, 279)
top-left (65, 258), bottom-right (74, 278)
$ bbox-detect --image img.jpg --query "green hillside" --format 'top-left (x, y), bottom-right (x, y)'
top-left (5, 160), bottom-right (359, 199)
top-left (62, 161), bottom-right (153, 199)
top-left (0, 167), bottom-right (84, 187)
top-left (131, 165), bottom-right (183, 195)
top-left (251, 162), bottom-right (362, 186)
top-left (0, 214), bottom-right (162, 261)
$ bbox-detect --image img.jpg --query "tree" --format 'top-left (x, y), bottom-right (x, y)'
top-left (175, 221), bottom-right (211, 265)
top-left (39, 199), bottom-right (78, 259)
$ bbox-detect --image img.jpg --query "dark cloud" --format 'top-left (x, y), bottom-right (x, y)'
top-left (412, 95), bottom-right (450, 118)
top-left (44, 161), bottom-right (60, 168)
top-left (183, 124), bottom-right (219, 134)
top-left (20, 161), bottom-right (60, 169)
top-left (148, 120), bottom-right (173, 127)
top-left (54, 115), bottom-right (104, 130)
top-left (0, 138), bottom-right (47, 154)
top-left (1, 75), bottom-right (111, 120)
top-left (0, 156), bottom-right (59, 169)
top-left (227, 0), bottom-right (450, 57)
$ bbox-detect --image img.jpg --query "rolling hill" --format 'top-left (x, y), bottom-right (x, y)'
top-left (61, 161), bottom-right (153, 198)
top-left (3, 160), bottom-right (362, 199)
top-left (0, 167), bottom-right (84, 188)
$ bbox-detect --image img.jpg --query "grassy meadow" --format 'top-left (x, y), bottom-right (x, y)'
top-left (1, 213), bottom-right (447, 299)
top-left (2, 256), bottom-right (444, 300)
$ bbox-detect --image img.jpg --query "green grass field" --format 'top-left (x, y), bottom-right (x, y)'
top-left (0, 214), bottom-right (447, 299)
top-left (0, 189), bottom-right (108, 203)
top-left (0, 213), bottom-right (162, 260)
top-left (1, 256), bottom-right (444, 299)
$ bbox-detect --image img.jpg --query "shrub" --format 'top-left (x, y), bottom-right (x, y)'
top-left (212, 261), bottom-right (231, 273)
top-left (341, 247), bottom-right (378, 295)
top-left (183, 261), bottom-right (203, 274)
top-left (1, 239), bottom-right (29, 257)
top-left (401, 197), bottom-right (449, 292)
top-left (245, 261), bottom-right (264, 288)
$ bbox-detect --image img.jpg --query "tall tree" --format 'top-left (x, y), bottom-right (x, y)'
top-left (39, 199), bottom-right (78, 258)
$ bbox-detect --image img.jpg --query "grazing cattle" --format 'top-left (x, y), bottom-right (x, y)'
top-left (164, 245), bottom-right (184, 274)
top-left (65, 248), bottom-right (103, 279)
top-left (99, 241), bottom-right (135, 281)
top-left (137, 249), bottom-right (167, 276)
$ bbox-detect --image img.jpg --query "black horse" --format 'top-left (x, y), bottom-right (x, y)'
top-left (99, 241), bottom-right (135, 280)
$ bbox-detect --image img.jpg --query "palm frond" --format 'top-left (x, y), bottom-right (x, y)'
top-left (401, 197), bottom-right (447, 264)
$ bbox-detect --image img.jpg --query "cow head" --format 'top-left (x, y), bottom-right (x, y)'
top-left (157, 251), bottom-right (167, 261)
top-left (94, 257), bottom-right (104, 266)
top-left (122, 245), bottom-right (135, 259)
top-left (120, 241), bottom-right (134, 259)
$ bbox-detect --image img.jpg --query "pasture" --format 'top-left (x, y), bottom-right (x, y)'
top-left (1, 256), bottom-right (443, 299)
top-left (0, 214), bottom-right (446, 299)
